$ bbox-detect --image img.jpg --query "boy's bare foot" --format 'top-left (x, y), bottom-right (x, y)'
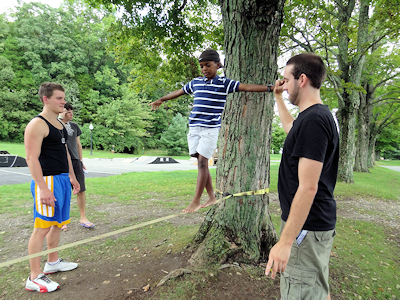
top-left (182, 202), bottom-right (202, 213)
top-left (61, 225), bottom-right (68, 231)
top-left (201, 198), bottom-right (218, 208)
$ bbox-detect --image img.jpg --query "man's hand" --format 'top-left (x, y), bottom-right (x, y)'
top-left (273, 79), bottom-right (285, 96)
top-left (39, 187), bottom-right (57, 207)
top-left (265, 240), bottom-right (292, 279)
top-left (70, 178), bottom-right (80, 195)
top-left (149, 99), bottom-right (163, 111)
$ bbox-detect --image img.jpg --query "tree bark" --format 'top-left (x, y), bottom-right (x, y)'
top-left (354, 90), bottom-right (370, 172)
top-left (191, 0), bottom-right (284, 265)
top-left (336, 0), bottom-right (369, 183)
top-left (368, 135), bottom-right (377, 168)
top-left (337, 102), bottom-right (357, 182)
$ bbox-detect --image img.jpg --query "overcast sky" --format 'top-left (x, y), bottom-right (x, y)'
top-left (1, 0), bottom-right (63, 14)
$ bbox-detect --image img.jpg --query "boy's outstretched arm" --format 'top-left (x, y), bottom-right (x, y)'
top-left (238, 83), bottom-right (274, 92)
top-left (149, 89), bottom-right (185, 110)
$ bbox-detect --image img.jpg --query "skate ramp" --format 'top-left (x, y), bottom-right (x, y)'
top-left (0, 151), bottom-right (28, 167)
top-left (134, 156), bottom-right (179, 164)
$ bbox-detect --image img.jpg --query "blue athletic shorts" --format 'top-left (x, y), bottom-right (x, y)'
top-left (30, 173), bottom-right (71, 228)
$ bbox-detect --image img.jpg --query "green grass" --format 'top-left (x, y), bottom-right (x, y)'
top-left (376, 160), bottom-right (400, 167)
top-left (330, 217), bottom-right (399, 299)
top-left (335, 166), bottom-right (400, 201)
top-left (1, 142), bottom-right (400, 299)
top-left (0, 141), bottom-right (191, 160)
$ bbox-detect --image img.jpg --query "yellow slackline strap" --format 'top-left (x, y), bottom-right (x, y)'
top-left (215, 188), bottom-right (269, 201)
top-left (0, 212), bottom-right (183, 269)
top-left (0, 187), bottom-right (269, 269)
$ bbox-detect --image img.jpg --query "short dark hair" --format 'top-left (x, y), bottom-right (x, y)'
top-left (286, 53), bottom-right (327, 89)
top-left (38, 82), bottom-right (65, 103)
top-left (64, 102), bottom-right (73, 111)
top-left (199, 49), bottom-right (220, 63)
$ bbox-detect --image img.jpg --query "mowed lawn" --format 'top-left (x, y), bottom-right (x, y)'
top-left (0, 142), bottom-right (399, 299)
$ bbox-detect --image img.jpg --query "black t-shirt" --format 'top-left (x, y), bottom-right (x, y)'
top-left (278, 104), bottom-right (339, 231)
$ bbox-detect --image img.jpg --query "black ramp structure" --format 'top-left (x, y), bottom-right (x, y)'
top-left (0, 151), bottom-right (28, 167)
top-left (149, 157), bottom-right (178, 164)
top-left (134, 156), bottom-right (179, 164)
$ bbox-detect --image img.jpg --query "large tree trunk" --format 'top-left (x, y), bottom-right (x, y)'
top-left (368, 135), bottom-right (377, 168)
top-left (191, 0), bottom-right (284, 265)
top-left (337, 101), bottom-right (357, 182)
top-left (336, 0), bottom-right (369, 183)
top-left (354, 91), bottom-right (370, 172)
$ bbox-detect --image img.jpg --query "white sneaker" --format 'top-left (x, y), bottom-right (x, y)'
top-left (25, 273), bottom-right (59, 293)
top-left (43, 258), bottom-right (78, 274)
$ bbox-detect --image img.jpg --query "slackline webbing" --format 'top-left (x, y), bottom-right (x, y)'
top-left (0, 187), bottom-right (269, 269)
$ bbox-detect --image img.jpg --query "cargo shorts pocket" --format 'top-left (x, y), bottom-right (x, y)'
top-left (314, 229), bottom-right (336, 242)
top-left (281, 265), bottom-right (317, 300)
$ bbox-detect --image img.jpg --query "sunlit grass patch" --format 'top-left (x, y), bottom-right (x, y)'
top-left (330, 217), bottom-right (399, 299)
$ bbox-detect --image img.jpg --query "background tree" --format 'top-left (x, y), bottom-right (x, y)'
top-left (0, 0), bottom-right (159, 152)
top-left (354, 43), bottom-right (400, 170)
top-left (375, 122), bottom-right (400, 160)
top-left (82, 87), bottom-right (152, 153)
top-left (159, 113), bottom-right (188, 156)
top-left (280, 0), bottom-right (400, 182)
top-left (271, 119), bottom-right (286, 154)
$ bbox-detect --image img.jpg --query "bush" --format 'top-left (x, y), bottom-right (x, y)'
top-left (160, 113), bottom-right (188, 156)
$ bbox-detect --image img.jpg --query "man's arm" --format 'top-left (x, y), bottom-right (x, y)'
top-left (76, 135), bottom-right (86, 170)
top-left (238, 83), bottom-right (273, 92)
top-left (274, 80), bottom-right (294, 133)
top-left (149, 89), bottom-right (185, 110)
top-left (65, 144), bottom-right (80, 195)
top-left (24, 118), bottom-right (57, 207)
top-left (265, 157), bottom-right (323, 279)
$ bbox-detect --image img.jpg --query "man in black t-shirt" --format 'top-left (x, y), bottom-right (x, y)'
top-left (265, 53), bottom-right (339, 300)
top-left (60, 103), bottom-right (94, 229)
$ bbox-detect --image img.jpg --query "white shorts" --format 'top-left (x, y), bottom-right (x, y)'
top-left (187, 127), bottom-right (219, 159)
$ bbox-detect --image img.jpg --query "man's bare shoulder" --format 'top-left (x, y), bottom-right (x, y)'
top-left (25, 116), bottom-right (48, 137)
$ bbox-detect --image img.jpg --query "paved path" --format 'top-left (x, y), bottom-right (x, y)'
top-left (382, 166), bottom-right (400, 172)
top-left (0, 158), bottom-right (201, 186)
top-left (0, 157), bottom-right (282, 186)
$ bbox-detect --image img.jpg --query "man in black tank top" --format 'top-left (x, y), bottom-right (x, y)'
top-left (24, 82), bottom-right (80, 293)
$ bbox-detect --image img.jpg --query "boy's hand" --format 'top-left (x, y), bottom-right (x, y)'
top-left (274, 80), bottom-right (285, 96)
top-left (149, 99), bottom-right (163, 111)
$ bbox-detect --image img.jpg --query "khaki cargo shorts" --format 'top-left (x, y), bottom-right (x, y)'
top-left (280, 220), bottom-right (336, 300)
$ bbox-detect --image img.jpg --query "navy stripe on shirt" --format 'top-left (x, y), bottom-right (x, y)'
top-left (183, 75), bottom-right (240, 127)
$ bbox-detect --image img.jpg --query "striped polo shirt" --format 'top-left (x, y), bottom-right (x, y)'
top-left (183, 75), bottom-right (240, 128)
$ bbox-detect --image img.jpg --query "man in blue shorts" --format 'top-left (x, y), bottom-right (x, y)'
top-left (265, 53), bottom-right (339, 300)
top-left (150, 49), bottom-right (274, 213)
top-left (24, 82), bottom-right (80, 293)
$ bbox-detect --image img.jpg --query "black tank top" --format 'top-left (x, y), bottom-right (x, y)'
top-left (36, 115), bottom-right (69, 176)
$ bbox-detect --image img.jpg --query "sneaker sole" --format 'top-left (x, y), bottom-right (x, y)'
top-left (25, 285), bottom-right (59, 293)
top-left (43, 267), bottom-right (78, 274)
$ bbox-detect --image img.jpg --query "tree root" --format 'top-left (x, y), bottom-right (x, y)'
top-left (156, 263), bottom-right (253, 288)
top-left (156, 268), bottom-right (194, 287)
